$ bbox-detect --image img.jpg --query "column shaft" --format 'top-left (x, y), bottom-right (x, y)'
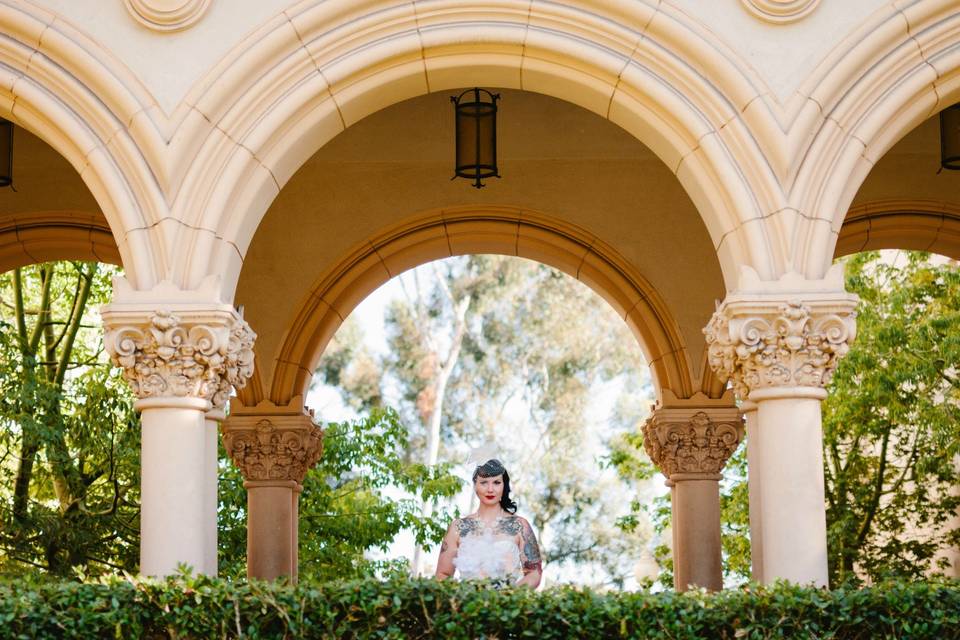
top-left (139, 397), bottom-right (211, 576)
top-left (671, 478), bottom-right (723, 591)
top-left (246, 481), bottom-right (300, 581)
top-left (743, 402), bottom-right (764, 583)
top-left (203, 411), bottom-right (223, 575)
top-left (753, 391), bottom-right (829, 586)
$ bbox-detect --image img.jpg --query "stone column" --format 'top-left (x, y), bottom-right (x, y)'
top-left (101, 277), bottom-right (256, 577)
top-left (204, 408), bottom-right (225, 575)
top-left (221, 398), bottom-right (323, 583)
top-left (741, 400), bottom-right (763, 583)
top-left (703, 267), bottom-right (857, 587)
top-left (642, 396), bottom-right (742, 591)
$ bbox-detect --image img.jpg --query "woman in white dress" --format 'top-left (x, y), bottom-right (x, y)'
top-left (434, 459), bottom-right (542, 588)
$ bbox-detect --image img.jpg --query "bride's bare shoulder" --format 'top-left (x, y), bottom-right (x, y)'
top-left (456, 513), bottom-right (483, 536)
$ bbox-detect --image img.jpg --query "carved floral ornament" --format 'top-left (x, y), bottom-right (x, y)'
top-left (643, 411), bottom-right (743, 479)
top-left (221, 418), bottom-right (323, 483)
top-left (104, 309), bottom-right (255, 406)
top-left (703, 299), bottom-right (857, 400)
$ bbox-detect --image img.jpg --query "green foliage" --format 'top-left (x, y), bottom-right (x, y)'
top-left (0, 574), bottom-right (957, 639)
top-left (612, 251), bottom-right (960, 587)
top-left (0, 263), bottom-right (140, 577)
top-left (218, 409), bottom-right (461, 581)
top-left (317, 256), bottom-right (655, 586)
top-left (822, 252), bottom-right (960, 584)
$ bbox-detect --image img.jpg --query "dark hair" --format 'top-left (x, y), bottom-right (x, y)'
top-left (472, 459), bottom-right (517, 514)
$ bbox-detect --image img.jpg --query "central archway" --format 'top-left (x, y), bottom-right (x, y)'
top-left (173, 0), bottom-right (785, 298)
top-left (238, 205), bottom-right (719, 409)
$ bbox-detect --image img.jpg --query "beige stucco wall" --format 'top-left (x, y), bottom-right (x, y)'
top-left (36, 0), bottom-right (290, 114)
top-left (235, 89), bottom-right (724, 397)
top-left (32, 0), bottom-right (889, 115)
top-left (0, 128), bottom-right (100, 216)
top-left (852, 114), bottom-right (957, 206)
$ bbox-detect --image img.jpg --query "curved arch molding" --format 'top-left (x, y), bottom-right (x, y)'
top-left (791, 0), bottom-right (960, 277)
top-left (172, 0), bottom-right (785, 297)
top-left (0, 211), bottom-right (121, 272)
top-left (0, 2), bottom-right (168, 288)
top-left (237, 206), bottom-right (724, 409)
top-left (835, 200), bottom-right (960, 260)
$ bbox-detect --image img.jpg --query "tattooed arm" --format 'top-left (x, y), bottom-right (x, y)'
top-left (516, 517), bottom-right (543, 588)
top-left (434, 519), bottom-right (460, 580)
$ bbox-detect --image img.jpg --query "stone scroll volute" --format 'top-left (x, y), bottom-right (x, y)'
top-left (703, 292), bottom-right (858, 401)
top-left (103, 309), bottom-right (256, 404)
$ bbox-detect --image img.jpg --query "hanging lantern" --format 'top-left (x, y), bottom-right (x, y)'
top-left (940, 104), bottom-right (960, 171)
top-left (451, 88), bottom-right (500, 188)
top-left (0, 118), bottom-right (12, 188)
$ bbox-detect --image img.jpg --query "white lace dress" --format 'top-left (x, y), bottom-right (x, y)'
top-left (453, 525), bottom-right (522, 582)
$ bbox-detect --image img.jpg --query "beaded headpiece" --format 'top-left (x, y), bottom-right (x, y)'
top-left (472, 458), bottom-right (507, 481)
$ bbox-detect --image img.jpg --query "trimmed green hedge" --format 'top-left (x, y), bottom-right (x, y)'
top-left (0, 575), bottom-right (957, 639)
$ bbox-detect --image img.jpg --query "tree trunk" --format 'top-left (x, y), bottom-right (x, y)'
top-left (411, 294), bottom-right (470, 575)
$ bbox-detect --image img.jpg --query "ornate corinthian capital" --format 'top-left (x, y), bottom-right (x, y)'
top-left (702, 270), bottom-right (858, 399)
top-left (643, 405), bottom-right (743, 479)
top-left (100, 277), bottom-right (256, 406)
top-left (221, 406), bottom-right (322, 483)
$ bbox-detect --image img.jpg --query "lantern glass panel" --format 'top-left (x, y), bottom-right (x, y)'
top-left (455, 104), bottom-right (477, 170)
top-left (0, 119), bottom-right (11, 187)
top-left (476, 106), bottom-right (495, 172)
top-left (452, 89), bottom-right (499, 187)
top-left (940, 105), bottom-right (960, 171)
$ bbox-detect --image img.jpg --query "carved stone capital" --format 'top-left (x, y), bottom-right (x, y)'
top-left (221, 405), bottom-right (322, 483)
top-left (702, 269), bottom-right (858, 400)
top-left (101, 277), bottom-right (256, 407)
top-left (643, 406), bottom-right (743, 480)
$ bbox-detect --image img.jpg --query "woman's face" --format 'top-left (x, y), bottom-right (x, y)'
top-left (474, 474), bottom-right (504, 507)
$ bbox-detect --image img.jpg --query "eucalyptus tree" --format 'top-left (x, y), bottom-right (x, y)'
top-left (317, 255), bottom-right (655, 587)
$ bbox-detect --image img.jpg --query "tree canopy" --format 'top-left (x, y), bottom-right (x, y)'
top-left (614, 251), bottom-right (960, 587)
top-left (316, 255), bottom-right (656, 587)
top-left (0, 262), bottom-right (140, 577)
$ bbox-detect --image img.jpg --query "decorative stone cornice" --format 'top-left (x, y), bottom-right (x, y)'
top-left (101, 277), bottom-right (256, 407)
top-left (702, 268), bottom-right (858, 400)
top-left (221, 404), bottom-right (322, 483)
top-left (643, 405), bottom-right (743, 480)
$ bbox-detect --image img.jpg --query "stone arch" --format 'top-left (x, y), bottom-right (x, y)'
top-left (835, 199), bottom-right (960, 260)
top-left (0, 2), bottom-right (168, 287)
top-left (172, 0), bottom-right (786, 300)
top-left (791, 0), bottom-right (960, 277)
top-left (237, 205), bottom-right (717, 409)
top-left (0, 210), bottom-right (121, 273)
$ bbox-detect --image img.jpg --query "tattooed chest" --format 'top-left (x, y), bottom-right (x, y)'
top-left (457, 517), bottom-right (522, 538)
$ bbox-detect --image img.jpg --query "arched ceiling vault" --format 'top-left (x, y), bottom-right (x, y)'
top-left (235, 206), bottom-right (719, 409)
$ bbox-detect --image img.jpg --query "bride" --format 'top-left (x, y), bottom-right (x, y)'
top-left (434, 459), bottom-right (542, 587)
